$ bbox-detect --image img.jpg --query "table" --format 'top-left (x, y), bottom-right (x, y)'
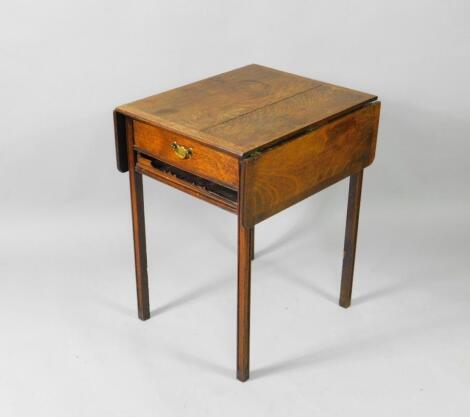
top-left (113, 64), bottom-right (381, 381)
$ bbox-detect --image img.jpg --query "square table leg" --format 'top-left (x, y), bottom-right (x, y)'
top-left (339, 170), bottom-right (364, 308)
top-left (237, 218), bottom-right (252, 381)
top-left (249, 227), bottom-right (255, 261)
top-left (127, 119), bottom-right (150, 321)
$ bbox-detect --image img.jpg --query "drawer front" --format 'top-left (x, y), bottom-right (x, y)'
top-left (133, 120), bottom-right (239, 189)
top-left (240, 102), bottom-right (381, 227)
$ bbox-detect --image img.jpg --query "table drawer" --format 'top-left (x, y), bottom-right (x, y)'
top-left (133, 120), bottom-right (239, 189)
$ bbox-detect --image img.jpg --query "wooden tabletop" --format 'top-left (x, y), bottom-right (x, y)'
top-left (116, 64), bottom-right (377, 157)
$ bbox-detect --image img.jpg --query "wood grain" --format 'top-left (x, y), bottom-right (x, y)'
top-left (115, 64), bottom-right (376, 158)
top-left (133, 120), bottom-right (239, 189)
top-left (118, 64), bottom-right (320, 131)
top-left (205, 83), bottom-right (376, 155)
top-left (237, 218), bottom-right (251, 382)
top-left (240, 102), bottom-right (380, 227)
top-left (237, 162), bottom-right (252, 381)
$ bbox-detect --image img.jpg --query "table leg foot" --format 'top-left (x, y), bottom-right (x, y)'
top-left (339, 170), bottom-right (363, 309)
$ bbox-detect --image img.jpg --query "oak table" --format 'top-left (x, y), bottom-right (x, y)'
top-left (113, 64), bottom-right (380, 381)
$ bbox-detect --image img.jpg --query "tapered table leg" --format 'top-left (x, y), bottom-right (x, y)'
top-left (249, 227), bottom-right (255, 260)
top-left (127, 119), bottom-right (150, 320)
top-left (339, 170), bottom-right (364, 308)
top-left (237, 218), bottom-right (252, 381)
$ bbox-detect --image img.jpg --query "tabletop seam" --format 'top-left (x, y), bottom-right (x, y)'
top-left (201, 83), bottom-right (325, 133)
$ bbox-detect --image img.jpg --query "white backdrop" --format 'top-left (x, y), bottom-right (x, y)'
top-left (1, 1), bottom-right (469, 416)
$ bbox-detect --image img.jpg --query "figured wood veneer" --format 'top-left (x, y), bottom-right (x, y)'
top-left (240, 102), bottom-right (380, 226)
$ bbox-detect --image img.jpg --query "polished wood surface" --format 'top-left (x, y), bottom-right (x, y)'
top-left (249, 227), bottom-right (255, 261)
top-left (240, 102), bottom-right (380, 227)
top-left (237, 162), bottom-right (252, 381)
top-left (114, 64), bottom-right (380, 382)
top-left (117, 65), bottom-right (319, 146)
top-left (133, 120), bottom-right (239, 189)
top-left (237, 219), bottom-right (251, 382)
top-left (205, 82), bottom-right (376, 155)
top-left (114, 64), bottom-right (376, 161)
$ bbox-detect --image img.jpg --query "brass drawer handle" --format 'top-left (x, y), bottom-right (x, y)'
top-left (171, 141), bottom-right (193, 160)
